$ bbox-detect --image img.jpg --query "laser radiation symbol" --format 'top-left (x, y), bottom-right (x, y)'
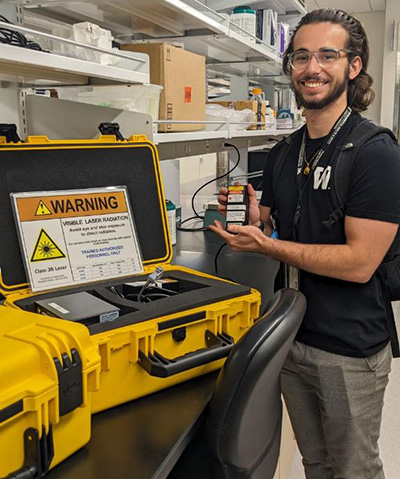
top-left (35, 200), bottom-right (52, 216)
top-left (30, 229), bottom-right (66, 262)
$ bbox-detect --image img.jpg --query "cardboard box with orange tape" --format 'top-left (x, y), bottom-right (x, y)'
top-left (122, 43), bottom-right (206, 132)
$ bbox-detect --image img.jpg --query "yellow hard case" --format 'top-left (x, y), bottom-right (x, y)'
top-left (0, 306), bottom-right (100, 477)
top-left (0, 134), bottom-right (261, 473)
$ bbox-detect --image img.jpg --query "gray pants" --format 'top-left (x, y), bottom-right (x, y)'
top-left (281, 341), bottom-right (392, 479)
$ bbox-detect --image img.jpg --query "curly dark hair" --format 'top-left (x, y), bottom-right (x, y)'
top-left (282, 8), bottom-right (374, 112)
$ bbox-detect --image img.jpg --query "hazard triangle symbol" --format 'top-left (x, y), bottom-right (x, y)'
top-left (30, 229), bottom-right (66, 262)
top-left (35, 200), bottom-right (52, 216)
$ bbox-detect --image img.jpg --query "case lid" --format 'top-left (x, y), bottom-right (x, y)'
top-left (0, 135), bottom-right (172, 291)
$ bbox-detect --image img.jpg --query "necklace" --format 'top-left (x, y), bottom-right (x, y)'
top-left (297, 106), bottom-right (352, 178)
top-left (303, 151), bottom-right (318, 175)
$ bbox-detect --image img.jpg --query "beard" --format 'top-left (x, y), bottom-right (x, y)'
top-left (292, 72), bottom-right (349, 110)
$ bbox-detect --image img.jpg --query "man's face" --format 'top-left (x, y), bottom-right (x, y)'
top-left (290, 23), bottom-right (353, 110)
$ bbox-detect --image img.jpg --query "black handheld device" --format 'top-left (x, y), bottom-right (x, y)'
top-left (226, 184), bottom-right (249, 228)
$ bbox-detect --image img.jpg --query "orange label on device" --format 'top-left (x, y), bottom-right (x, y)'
top-left (184, 87), bottom-right (192, 103)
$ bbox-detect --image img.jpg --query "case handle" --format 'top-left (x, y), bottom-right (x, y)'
top-left (138, 330), bottom-right (234, 378)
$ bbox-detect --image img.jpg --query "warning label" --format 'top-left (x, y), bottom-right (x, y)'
top-left (35, 201), bottom-right (52, 216)
top-left (11, 187), bottom-right (143, 292)
top-left (31, 229), bottom-right (66, 262)
top-left (17, 191), bottom-right (128, 221)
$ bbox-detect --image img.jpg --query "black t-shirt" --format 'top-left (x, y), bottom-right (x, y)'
top-left (260, 112), bottom-right (400, 357)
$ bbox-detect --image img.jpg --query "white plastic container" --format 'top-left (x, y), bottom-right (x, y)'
top-left (166, 200), bottom-right (176, 246)
top-left (265, 101), bottom-right (276, 129)
top-left (230, 6), bottom-right (256, 43)
top-left (57, 84), bottom-right (163, 120)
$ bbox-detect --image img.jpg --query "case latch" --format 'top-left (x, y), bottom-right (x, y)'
top-left (0, 124), bottom-right (21, 143)
top-left (98, 122), bottom-right (125, 141)
top-left (3, 425), bottom-right (54, 479)
top-left (53, 349), bottom-right (83, 416)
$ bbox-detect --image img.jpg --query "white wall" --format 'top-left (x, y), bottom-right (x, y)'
top-left (352, 11), bottom-right (385, 123)
top-left (380, 0), bottom-right (400, 129)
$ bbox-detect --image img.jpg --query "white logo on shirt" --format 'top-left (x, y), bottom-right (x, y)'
top-left (313, 166), bottom-right (332, 190)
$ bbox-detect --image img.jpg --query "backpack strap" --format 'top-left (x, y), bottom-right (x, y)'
top-left (322, 119), bottom-right (397, 229)
top-left (270, 125), bottom-right (306, 217)
top-left (321, 119), bottom-right (399, 357)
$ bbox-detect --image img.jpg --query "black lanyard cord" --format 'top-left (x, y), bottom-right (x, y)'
top-left (292, 106), bottom-right (352, 240)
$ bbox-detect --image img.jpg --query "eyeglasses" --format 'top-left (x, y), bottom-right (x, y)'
top-left (288, 48), bottom-right (354, 70)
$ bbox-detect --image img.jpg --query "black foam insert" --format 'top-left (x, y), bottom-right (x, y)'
top-left (15, 269), bottom-right (252, 334)
top-left (0, 142), bottom-right (170, 287)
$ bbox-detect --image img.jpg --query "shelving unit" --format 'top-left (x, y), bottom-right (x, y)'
top-left (154, 126), bottom-right (298, 144)
top-left (0, 42), bottom-right (150, 85)
top-left (154, 125), bottom-right (299, 160)
top-left (0, 0), bottom-right (306, 152)
top-left (21, 0), bottom-right (297, 80)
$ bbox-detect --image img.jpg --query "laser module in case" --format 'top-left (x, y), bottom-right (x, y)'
top-left (35, 291), bottom-right (120, 326)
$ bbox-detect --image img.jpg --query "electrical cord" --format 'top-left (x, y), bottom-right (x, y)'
top-left (143, 293), bottom-right (171, 300)
top-left (177, 215), bottom-right (207, 232)
top-left (110, 286), bottom-right (124, 298)
top-left (213, 241), bottom-right (237, 283)
top-left (137, 266), bottom-right (164, 303)
top-left (191, 143), bottom-right (242, 220)
top-left (0, 14), bottom-right (47, 52)
top-left (178, 143), bottom-right (242, 232)
top-left (214, 242), bottom-right (227, 277)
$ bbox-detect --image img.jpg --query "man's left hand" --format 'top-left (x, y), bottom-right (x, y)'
top-left (209, 220), bottom-right (267, 253)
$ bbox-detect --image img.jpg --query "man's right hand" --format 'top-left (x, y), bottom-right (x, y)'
top-left (217, 183), bottom-right (261, 227)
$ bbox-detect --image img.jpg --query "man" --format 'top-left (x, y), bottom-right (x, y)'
top-left (210, 8), bottom-right (400, 479)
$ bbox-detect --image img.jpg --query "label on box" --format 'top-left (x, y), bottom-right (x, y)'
top-left (100, 311), bottom-right (119, 323)
top-left (48, 302), bottom-right (69, 315)
top-left (184, 86), bottom-right (192, 103)
top-left (11, 187), bottom-right (143, 292)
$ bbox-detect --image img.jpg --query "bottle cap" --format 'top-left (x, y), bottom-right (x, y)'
top-left (252, 87), bottom-right (263, 95)
top-left (166, 199), bottom-right (175, 210)
top-left (232, 6), bottom-right (256, 14)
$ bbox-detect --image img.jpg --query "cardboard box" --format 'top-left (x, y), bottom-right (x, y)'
top-left (211, 100), bottom-right (266, 130)
top-left (121, 43), bottom-right (206, 132)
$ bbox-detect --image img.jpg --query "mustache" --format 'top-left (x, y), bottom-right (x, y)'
top-left (298, 76), bottom-right (327, 82)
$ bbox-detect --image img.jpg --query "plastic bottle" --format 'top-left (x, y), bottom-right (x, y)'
top-left (230, 6), bottom-right (256, 43)
top-left (250, 87), bottom-right (265, 130)
top-left (265, 100), bottom-right (276, 129)
top-left (165, 200), bottom-right (176, 246)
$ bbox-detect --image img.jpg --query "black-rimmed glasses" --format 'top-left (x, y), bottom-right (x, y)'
top-left (288, 48), bottom-right (354, 70)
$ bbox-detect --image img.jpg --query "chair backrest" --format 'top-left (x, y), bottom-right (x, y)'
top-left (206, 288), bottom-right (306, 478)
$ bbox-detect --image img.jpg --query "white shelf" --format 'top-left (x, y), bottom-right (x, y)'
top-left (154, 126), bottom-right (300, 144)
top-left (207, 0), bottom-right (307, 16)
top-left (23, 0), bottom-right (285, 79)
top-left (231, 127), bottom-right (298, 137)
top-left (23, 0), bottom-right (230, 38)
top-left (153, 124), bottom-right (301, 159)
top-left (0, 43), bottom-right (150, 85)
top-left (154, 130), bottom-right (227, 144)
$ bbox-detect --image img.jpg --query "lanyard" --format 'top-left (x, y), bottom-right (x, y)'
top-left (292, 106), bottom-right (352, 240)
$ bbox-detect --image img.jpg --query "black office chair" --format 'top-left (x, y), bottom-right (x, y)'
top-left (168, 288), bottom-right (306, 479)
